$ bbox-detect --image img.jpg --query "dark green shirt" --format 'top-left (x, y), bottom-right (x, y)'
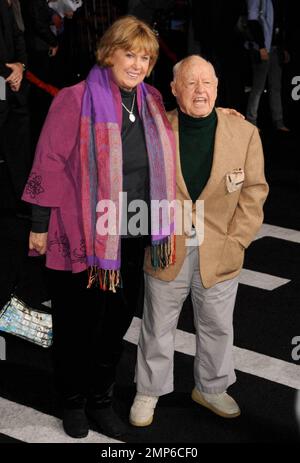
top-left (179, 108), bottom-right (217, 203)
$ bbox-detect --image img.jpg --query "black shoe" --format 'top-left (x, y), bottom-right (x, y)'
top-left (276, 126), bottom-right (290, 133)
top-left (86, 406), bottom-right (127, 438)
top-left (62, 408), bottom-right (89, 438)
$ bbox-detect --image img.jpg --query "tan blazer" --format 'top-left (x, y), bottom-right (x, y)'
top-left (144, 108), bottom-right (269, 288)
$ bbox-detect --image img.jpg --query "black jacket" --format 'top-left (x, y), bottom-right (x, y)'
top-left (247, 0), bottom-right (288, 50)
top-left (21, 0), bottom-right (58, 52)
top-left (0, 0), bottom-right (27, 79)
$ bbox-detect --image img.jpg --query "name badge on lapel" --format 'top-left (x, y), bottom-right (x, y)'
top-left (226, 168), bottom-right (244, 193)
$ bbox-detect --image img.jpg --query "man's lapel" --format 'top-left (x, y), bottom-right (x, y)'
top-left (199, 109), bottom-right (233, 201)
top-left (168, 109), bottom-right (191, 200)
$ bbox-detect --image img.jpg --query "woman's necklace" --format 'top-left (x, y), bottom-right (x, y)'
top-left (121, 93), bottom-right (136, 122)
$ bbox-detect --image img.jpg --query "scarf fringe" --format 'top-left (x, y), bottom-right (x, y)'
top-left (87, 266), bottom-right (121, 293)
top-left (81, 68), bottom-right (176, 293)
top-left (151, 234), bottom-right (176, 269)
top-left (87, 235), bottom-right (175, 292)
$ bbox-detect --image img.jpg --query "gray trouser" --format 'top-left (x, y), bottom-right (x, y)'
top-left (246, 47), bottom-right (284, 128)
top-left (136, 246), bottom-right (239, 396)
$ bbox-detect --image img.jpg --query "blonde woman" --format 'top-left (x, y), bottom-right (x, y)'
top-left (22, 16), bottom-right (176, 439)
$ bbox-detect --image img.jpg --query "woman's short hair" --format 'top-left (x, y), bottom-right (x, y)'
top-left (96, 16), bottom-right (159, 76)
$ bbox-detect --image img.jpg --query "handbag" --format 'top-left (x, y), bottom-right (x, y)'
top-left (0, 295), bottom-right (53, 348)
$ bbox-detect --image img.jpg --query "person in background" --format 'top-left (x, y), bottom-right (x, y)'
top-left (129, 55), bottom-right (269, 427)
top-left (48, 0), bottom-right (82, 20)
top-left (47, 0), bottom-right (83, 87)
top-left (48, 0), bottom-right (82, 36)
top-left (20, 0), bottom-right (60, 146)
top-left (21, 0), bottom-right (59, 80)
top-left (10, 0), bottom-right (24, 31)
top-left (246, 0), bottom-right (290, 131)
top-left (0, 0), bottom-right (29, 208)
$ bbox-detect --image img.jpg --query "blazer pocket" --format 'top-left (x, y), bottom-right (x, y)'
top-left (226, 168), bottom-right (244, 193)
top-left (216, 236), bottom-right (245, 277)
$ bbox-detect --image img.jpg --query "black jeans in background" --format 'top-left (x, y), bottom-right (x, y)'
top-left (0, 86), bottom-right (30, 207)
top-left (48, 236), bottom-right (149, 407)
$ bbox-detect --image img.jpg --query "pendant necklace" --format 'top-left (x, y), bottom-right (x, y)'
top-left (121, 93), bottom-right (136, 122)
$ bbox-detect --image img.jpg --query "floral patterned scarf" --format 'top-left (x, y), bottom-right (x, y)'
top-left (80, 66), bottom-right (176, 291)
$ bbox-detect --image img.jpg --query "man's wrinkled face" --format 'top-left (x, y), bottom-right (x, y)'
top-left (171, 58), bottom-right (218, 118)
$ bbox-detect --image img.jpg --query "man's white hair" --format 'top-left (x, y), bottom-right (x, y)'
top-left (172, 55), bottom-right (217, 82)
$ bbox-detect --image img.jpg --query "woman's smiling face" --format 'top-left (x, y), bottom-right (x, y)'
top-left (110, 48), bottom-right (151, 91)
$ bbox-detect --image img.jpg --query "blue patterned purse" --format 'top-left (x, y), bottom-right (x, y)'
top-left (0, 296), bottom-right (52, 348)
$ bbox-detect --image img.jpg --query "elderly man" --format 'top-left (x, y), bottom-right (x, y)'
top-left (129, 55), bottom-right (269, 426)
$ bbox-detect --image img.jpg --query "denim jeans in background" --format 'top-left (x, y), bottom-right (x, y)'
top-left (246, 46), bottom-right (285, 129)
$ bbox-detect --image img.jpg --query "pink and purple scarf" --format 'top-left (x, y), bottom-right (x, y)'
top-left (80, 66), bottom-right (176, 291)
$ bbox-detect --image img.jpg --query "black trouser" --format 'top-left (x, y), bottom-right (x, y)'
top-left (27, 51), bottom-right (54, 149)
top-left (0, 88), bottom-right (30, 205)
top-left (48, 236), bottom-right (148, 407)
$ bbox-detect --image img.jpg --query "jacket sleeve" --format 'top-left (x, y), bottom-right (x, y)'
top-left (22, 87), bottom-right (81, 207)
top-left (0, 4), bottom-right (27, 78)
top-left (31, 204), bottom-right (51, 232)
top-left (29, 0), bottom-right (58, 48)
top-left (227, 127), bottom-right (269, 249)
top-left (12, 13), bottom-right (27, 66)
top-left (247, 0), bottom-right (265, 48)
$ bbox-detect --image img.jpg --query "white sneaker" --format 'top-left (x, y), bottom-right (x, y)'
top-left (129, 393), bottom-right (159, 427)
top-left (191, 387), bottom-right (240, 418)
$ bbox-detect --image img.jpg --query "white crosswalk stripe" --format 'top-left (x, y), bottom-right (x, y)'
top-left (255, 223), bottom-right (300, 244)
top-left (239, 268), bottom-right (290, 290)
top-left (0, 397), bottom-right (122, 443)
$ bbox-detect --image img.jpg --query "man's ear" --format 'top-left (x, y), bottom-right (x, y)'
top-left (170, 81), bottom-right (176, 97)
